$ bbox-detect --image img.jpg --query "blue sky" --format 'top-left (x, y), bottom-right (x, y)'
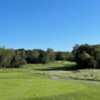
top-left (0, 0), bottom-right (100, 51)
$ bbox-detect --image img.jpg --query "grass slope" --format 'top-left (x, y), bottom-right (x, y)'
top-left (0, 61), bottom-right (100, 100)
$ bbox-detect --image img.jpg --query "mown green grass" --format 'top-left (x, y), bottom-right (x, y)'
top-left (0, 61), bottom-right (100, 100)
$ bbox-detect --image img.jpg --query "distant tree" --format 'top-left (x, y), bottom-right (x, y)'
top-left (26, 50), bottom-right (33, 63)
top-left (66, 52), bottom-right (75, 61)
top-left (56, 51), bottom-right (67, 61)
top-left (73, 44), bottom-right (100, 69)
top-left (17, 50), bottom-right (27, 64)
top-left (38, 50), bottom-right (46, 63)
top-left (0, 48), bottom-right (15, 68)
top-left (32, 49), bottom-right (40, 63)
top-left (26, 49), bottom-right (46, 64)
top-left (44, 48), bottom-right (55, 63)
top-left (10, 50), bottom-right (27, 68)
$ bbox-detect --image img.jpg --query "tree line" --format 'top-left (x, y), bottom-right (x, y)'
top-left (0, 47), bottom-right (74, 68)
top-left (73, 44), bottom-right (100, 69)
top-left (0, 44), bottom-right (100, 69)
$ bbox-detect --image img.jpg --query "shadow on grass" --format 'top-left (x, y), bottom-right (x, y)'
top-left (35, 65), bottom-right (77, 71)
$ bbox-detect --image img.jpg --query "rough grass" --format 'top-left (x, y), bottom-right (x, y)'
top-left (25, 61), bottom-right (100, 81)
top-left (38, 69), bottom-right (100, 81)
top-left (0, 61), bottom-right (100, 100)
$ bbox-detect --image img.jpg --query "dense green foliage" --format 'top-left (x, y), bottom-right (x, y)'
top-left (73, 44), bottom-right (100, 69)
top-left (0, 47), bottom-right (73, 68)
top-left (55, 51), bottom-right (75, 61)
top-left (0, 43), bottom-right (100, 69)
